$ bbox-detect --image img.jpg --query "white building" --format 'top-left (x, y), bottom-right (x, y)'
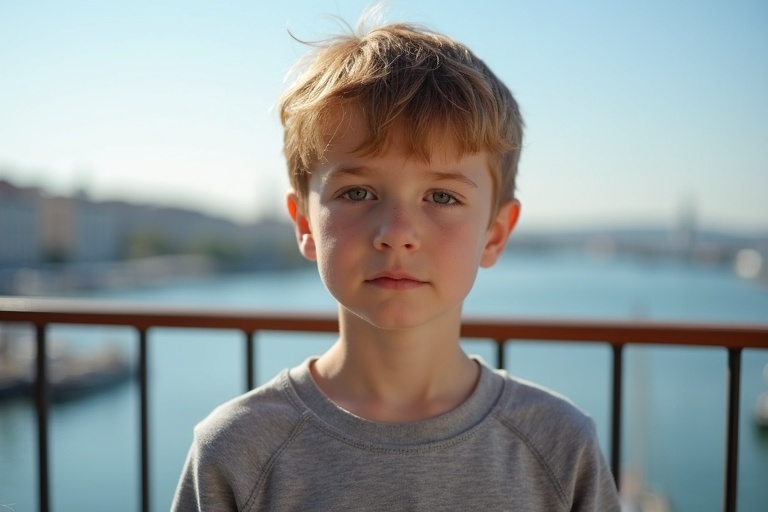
top-left (0, 197), bottom-right (41, 266)
top-left (73, 201), bottom-right (121, 262)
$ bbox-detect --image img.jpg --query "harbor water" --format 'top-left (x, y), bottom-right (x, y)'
top-left (1, 251), bottom-right (767, 511)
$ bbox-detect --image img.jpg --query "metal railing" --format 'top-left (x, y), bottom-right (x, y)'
top-left (1, 296), bottom-right (767, 512)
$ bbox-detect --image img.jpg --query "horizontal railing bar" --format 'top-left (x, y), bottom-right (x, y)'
top-left (2, 297), bottom-right (766, 348)
top-left (461, 319), bottom-right (768, 348)
top-left (0, 297), bottom-right (338, 332)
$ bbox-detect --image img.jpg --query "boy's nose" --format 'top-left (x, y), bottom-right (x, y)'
top-left (373, 204), bottom-right (420, 251)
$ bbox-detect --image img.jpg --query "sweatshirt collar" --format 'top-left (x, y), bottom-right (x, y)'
top-left (285, 357), bottom-right (505, 448)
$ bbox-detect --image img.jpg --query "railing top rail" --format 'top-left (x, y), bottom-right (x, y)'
top-left (1, 296), bottom-right (767, 349)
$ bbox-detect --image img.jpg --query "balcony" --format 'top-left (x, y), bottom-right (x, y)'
top-left (1, 296), bottom-right (767, 512)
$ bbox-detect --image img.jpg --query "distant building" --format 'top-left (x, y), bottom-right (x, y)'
top-left (0, 196), bottom-right (41, 266)
top-left (0, 176), bottom-right (299, 279)
top-left (39, 196), bottom-right (76, 262)
top-left (73, 201), bottom-right (121, 262)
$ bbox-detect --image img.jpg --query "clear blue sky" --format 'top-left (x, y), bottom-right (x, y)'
top-left (1, 0), bottom-right (766, 232)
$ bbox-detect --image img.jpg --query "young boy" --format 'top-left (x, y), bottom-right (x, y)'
top-left (172, 21), bottom-right (620, 511)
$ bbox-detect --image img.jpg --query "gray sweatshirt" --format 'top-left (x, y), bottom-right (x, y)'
top-left (172, 359), bottom-right (620, 511)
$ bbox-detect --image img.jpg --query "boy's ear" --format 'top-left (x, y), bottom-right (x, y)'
top-left (480, 199), bottom-right (520, 268)
top-left (286, 191), bottom-right (317, 261)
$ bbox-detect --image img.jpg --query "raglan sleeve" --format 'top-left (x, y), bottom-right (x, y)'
top-left (171, 426), bottom-right (239, 512)
top-left (569, 420), bottom-right (621, 512)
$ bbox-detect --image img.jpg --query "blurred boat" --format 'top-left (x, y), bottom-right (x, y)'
top-left (620, 468), bottom-right (672, 512)
top-left (755, 363), bottom-right (768, 428)
top-left (0, 333), bottom-right (132, 402)
top-left (620, 347), bottom-right (672, 512)
top-left (755, 392), bottom-right (768, 427)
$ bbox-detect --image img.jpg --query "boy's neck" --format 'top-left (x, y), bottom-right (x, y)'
top-left (310, 309), bottom-right (480, 424)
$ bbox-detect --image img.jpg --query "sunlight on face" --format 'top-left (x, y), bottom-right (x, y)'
top-left (294, 108), bottom-right (514, 331)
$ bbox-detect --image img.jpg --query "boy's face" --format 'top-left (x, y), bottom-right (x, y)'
top-left (287, 110), bottom-right (518, 331)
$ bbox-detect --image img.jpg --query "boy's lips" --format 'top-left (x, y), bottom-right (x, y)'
top-left (365, 272), bottom-right (427, 290)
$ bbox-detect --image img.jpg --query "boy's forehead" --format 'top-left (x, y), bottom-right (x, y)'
top-left (322, 105), bottom-right (368, 152)
top-left (321, 104), bottom-right (476, 166)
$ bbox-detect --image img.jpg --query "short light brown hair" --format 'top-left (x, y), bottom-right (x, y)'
top-left (280, 22), bottom-right (523, 218)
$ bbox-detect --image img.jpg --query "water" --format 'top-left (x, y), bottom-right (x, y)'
top-left (1, 251), bottom-right (767, 511)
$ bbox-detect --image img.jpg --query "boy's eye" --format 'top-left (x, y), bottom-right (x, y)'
top-left (428, 191), bottom-right (458, 205)
top-left (342, 187), bottom-right (372, 201)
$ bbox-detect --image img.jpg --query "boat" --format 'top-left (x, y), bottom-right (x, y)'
top-left (0, 331), bottom-right (133, 402)
top-left (620, 347), bottom-right (672, 512)
top-left (755, 363), bottom-right (768, 428)
top-left (755, 392), bottom-right (768, 428)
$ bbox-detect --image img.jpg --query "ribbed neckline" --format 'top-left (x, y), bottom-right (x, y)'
top-left (284, 358), bottom-right (505, 449)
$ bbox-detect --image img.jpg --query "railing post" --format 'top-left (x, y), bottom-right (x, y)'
top-left (610, 343), bottom-right (624, 487)
top-left (138, 327), bottom-right (150, 512)
top-left (495, 339), bottom-right (506, 370)
top-left (724, 347), bottom-right (742, 512)
top-left (245, 330), bottom-right (257, 391)
top-left (35, 323), bottom-right (50, 512)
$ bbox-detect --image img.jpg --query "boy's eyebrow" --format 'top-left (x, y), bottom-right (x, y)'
top-left (425, 170), bottom-right (479, 189)
top-left (323, 166), bottom-right (373, 179)
top-left (323, 166), bottom-right (479, 189)
top-left (320, 166), bottom-right (374, 186)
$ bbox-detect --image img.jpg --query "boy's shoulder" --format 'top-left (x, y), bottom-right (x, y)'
top-left (493, 369), bottom-right (597, 441)
top-left (495, 370), bottom-right (594, 429)
top-left (487, 368), bottom-right (618, 509)
top-left (190, 368), bottom-right (306, 465)
top-left (491, 368), bottom-right (604, 482)
top-left (173, 368), bottom-right (311, 510)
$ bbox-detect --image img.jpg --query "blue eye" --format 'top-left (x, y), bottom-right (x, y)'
top-left (342, 188), bottom-right (371, 201)
top-left (429, 192), bottom-right (457, 205)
